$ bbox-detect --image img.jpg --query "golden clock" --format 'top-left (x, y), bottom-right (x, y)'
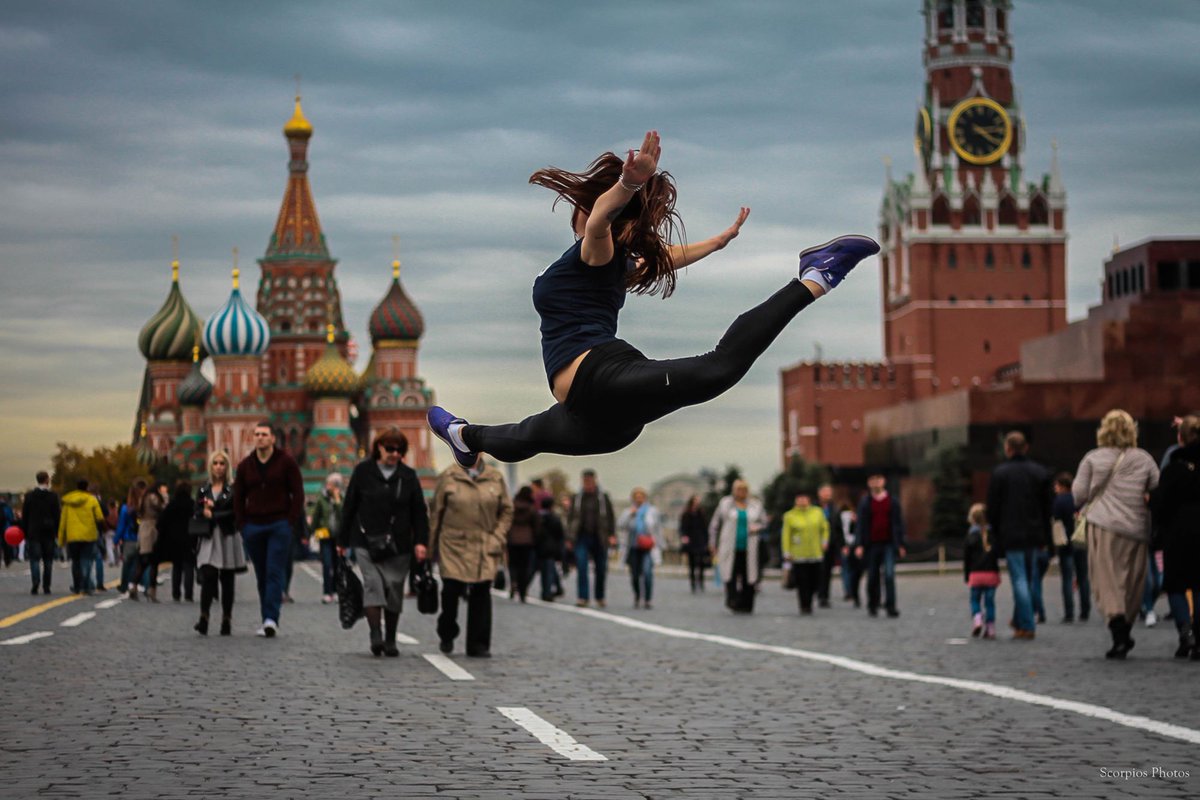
top-left (948, 98), bottom-right (1012, 165)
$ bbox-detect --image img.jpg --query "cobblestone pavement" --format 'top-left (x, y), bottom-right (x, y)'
top-left (1, 560), bottom-right (1197, 798)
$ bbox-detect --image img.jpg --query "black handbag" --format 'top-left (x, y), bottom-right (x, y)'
top-left (413, 561), bottom-right (439, 615)
top-left (493, 568), bottom-right (507, 592)
top-left (187, 516), bottom-right (213, 539)
top-left (335, 556), bottom-right (364, 629)
top-left (361, 473), bottom-right (404, 561)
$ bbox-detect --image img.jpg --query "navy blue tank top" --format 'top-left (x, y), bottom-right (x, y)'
top-left (532, 240), bottom-right (630, 386)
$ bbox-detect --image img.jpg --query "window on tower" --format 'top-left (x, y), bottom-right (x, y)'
top-left (932, 195), bottom-right (950, 226)
top-left (965, 0), bottom-right (985, 28)
top-left (999, 195), bottom-right (1018, 226)
top-left (983, 340), bottom-right (991, 353)
top-left (1029, 195), bottom-right (1049, 225)
top-left (996, 9), bottom-right (1007, 32)
top-left (1021, 247), bottom-right (1032, 268)
top-left (1158, 261), bottom-right (1182, 291)
top-left (985, 247), bottom-right (995, 269)
top-left (948, 247), bottom-right (958, 268)
top-left (962, 195), bottom-right (981, 226)
top-left (937, 0), bottom-right (953, 29)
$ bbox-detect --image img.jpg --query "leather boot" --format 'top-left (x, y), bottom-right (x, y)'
top-left (1175, 627), bottom-right (1195, 659)
top-left (383, 610), bottom-right (401, 657)
top-left (369, 626), bottom-right (384, 657)
top-left (147, 585), bottom-right (159, 603)
top-left (1106, 616), bottom-right (1134, 659)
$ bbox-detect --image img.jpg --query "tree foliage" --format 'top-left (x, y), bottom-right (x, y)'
top-left (700, 464), bottom-right (743, 520)
top-left (929, 446), bottom-right (970, 541)
top-left (49, 442), bottom-right (180, 505)
top-left (761, 455), bottom-right (831, 520)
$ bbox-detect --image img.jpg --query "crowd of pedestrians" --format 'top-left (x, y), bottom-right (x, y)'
top-left (4, 410), bottom-right (1195, 665)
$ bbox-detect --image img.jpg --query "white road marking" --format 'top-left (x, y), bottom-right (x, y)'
top-left (2, 631), bottom-right (54, 645)
top-left (423, 653), bottom-right (475, 681)
top-left (945, 638), bottom-right (970, 645)
top-left (524, 596), bottom-right (1200, 746)
top-left (60, 612), bottom-right (96, 627)
top-left (497, 707), bottom-right (608, 762)
top-left (95, 598), bottom-right (123, 609)
top-left (300, 563), bottom-right (323, 583)
top-left (395, 633), bottom-right (418, 645)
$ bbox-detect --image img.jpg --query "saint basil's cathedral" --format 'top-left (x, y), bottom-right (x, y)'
top-left (132, 97), bottom-right (437, 492)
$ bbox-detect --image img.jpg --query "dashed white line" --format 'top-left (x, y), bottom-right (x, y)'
top-left (524, 596), bottom-right (1200, 746)
top-left (300, 563), bottom-right (324, 583)
top-left (422, 653), bottom-right (475, 681)
top-left (2, 631), bottom-right (54, 645)
top-left (60, 612), bottom-right (96, 627)
top-left (95, 598), bottom-right (123, 610)
top-left (395, 633), bottom-right (418, 645)
top-left (497, 707), bottom-right (608, 762)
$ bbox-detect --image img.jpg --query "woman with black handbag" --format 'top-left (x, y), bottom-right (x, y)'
top-left (339, 428), bottom-right (430, 657)
top-left (194, 450), bottom-right (247, 636)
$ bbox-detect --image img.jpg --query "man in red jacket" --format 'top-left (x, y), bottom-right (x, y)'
top-left (234, 421), bottom-right (304, 637)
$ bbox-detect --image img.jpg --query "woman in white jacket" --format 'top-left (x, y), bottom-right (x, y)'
top-left (709, 480), bottom-right (767, 613)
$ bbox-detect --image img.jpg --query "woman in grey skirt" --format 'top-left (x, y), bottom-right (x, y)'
top-left (1073, 409), bottom-right (1160, 659)
top-left (339, 428), bottom-right (429, 657)
top-left (194, 450), bottom-right (247, 636)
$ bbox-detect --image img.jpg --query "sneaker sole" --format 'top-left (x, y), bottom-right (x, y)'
top-left (798, 234), bottom-right (880, 260)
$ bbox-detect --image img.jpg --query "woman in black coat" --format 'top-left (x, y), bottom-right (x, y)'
top-left (339, 428), bottom-right (430, 657)
top-left (157, 481), bottom-right (196, 602)
top-left (1151, 416), bottom-right (1200, 659)
top-left (535, 496), bottom-right (566, 601)
top-left (678, 495), bottom-right (710, 593)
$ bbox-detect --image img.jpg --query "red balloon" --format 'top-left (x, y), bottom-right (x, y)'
top-left (4, 526), bottom-right (23, 547)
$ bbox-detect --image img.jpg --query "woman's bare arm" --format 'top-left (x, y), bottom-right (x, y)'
top-left (668, 207), bottom-right (750, 271)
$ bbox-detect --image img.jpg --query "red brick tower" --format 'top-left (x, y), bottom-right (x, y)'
top-left (883, 0), bottom-right (1067, 397)
top-left (780, 0), bottom-right (1067, 468)
top-left (256, 95), bottom-right (347, 459)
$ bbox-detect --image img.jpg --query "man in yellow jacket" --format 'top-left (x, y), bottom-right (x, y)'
top-left (58, 478), bottom-right (105, 595)
top-left (781, 492), bottom-right (829, 615)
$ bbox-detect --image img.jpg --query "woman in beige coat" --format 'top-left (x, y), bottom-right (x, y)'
top-left (430, 456), bottom-right (513, 657)
top-left (1073, 409), bottom-right (1159, 659)
top-left (132, 482), bottom-right (167, 602)
top-left (709, 479), bottom-right (767, 613)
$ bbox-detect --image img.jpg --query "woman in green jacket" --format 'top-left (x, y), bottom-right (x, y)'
top-left (781, 492), bottom-right (830, 615)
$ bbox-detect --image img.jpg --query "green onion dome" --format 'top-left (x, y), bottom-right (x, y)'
top-left (368, 260), bottom-right (424, 342)
top-left (177, 346), bottom-right (212, 407)
top-left (138, 260), bottom-right (204, 361)
top-left (304, 326), bottom-right (360, 397)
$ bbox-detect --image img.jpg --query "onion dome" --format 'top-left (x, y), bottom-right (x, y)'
top-left (134, 422), bottom-right (158, 467)
top-left (305, 325), bottom-right (360, 397)
top-left (283, 95), bottom-right (313, 138)
top-left (178, 346), bottom-right (212, 407)
top-left (203, 264), bottom-right (270, 357)
top-left (138, 259), bottom-right (204, 361)
top-left (368, 259), bottom-right (424, 342)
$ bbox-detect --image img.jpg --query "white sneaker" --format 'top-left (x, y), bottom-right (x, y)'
top-left (263, 619), bottom-right (278, 637)
top-left (1145, 610), bottom-right (1158, 628)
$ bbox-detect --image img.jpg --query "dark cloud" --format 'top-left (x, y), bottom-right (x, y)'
top-left (2, 1), bottom-right (1198, 494)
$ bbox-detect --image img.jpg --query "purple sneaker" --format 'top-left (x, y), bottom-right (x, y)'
top-left (427, 406), bottom-right (478, 468)
top-left (798, 235), bottom-right (880, 290)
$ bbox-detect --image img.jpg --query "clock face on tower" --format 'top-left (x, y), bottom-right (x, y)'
top-left (948, 98), bottom-right (1012, 165)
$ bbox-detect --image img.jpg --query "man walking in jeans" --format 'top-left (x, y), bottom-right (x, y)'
top-left (567, 469), bottom-right (615, 608)
top-left (855, 472), bottom-right (906, 618)
top-left (234, 422), bottom-right (304, 637)
top-left (987, 431), bottom-right (1053, 640)
top-left (22, 471), bottom-right (60, 594)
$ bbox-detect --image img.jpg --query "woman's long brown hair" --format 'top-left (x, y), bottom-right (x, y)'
top-left (530, 152), bottom-right (684, 297)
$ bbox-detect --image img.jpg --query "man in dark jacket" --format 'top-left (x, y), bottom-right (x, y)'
top-left (854, 472), bottom-right (907, 618)
top-left (566, 469), bottom-right (615, 608)
top-left (21, 472), bottom-right (61, 594)
top-left (234, 421), bottom-right (305, 638)
top-left (816, 484), bottom-right (844, 609)
top-left (986, 431), bottom-right (1053, 639)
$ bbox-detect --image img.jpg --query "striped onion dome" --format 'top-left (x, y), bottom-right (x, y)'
top-left (177, 346), bottom-right (212, 407)
top-left (368, 260), bottom-right (424, 342)
top-left (138, 261), bottom-right (204, 361)
top-left (305, 326), bottom-right (360, 397)
top-left (203, 268), bottom-right (270, 357)
top-left (134, 423), bottom-right (158, 467)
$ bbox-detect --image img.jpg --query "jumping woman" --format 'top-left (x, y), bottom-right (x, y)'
top-left (428, 130), bottom-right (878, 465)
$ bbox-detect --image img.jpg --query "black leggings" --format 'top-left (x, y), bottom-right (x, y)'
top-left (464, 280), bottom-right (815, 461)
top-left (199, 565), bottom-right (235, 619)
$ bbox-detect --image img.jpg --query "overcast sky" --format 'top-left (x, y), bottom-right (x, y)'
top-left (1, 1), bottom-right (1198, 498)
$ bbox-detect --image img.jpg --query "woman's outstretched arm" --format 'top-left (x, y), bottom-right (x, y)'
top-left (669, 207), bottom-right (750, 271)
top-left (580, 130), bottom-right (661, 266)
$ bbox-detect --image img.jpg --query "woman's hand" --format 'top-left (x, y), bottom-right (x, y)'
top-left (713, 207), bottom-right (750, 251)
top-left (622, 130), bottom-right (661, 185)
top-left (202, 508), bottom-right (213, 519)
top-left (414, 544), bottom-right (428, 562)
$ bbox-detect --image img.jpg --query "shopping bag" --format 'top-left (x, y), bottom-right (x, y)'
top-left (336, 556), bottom-right (364, 630)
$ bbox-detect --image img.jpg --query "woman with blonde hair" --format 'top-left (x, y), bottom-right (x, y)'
top-left (193, 450), bottom-right (246, 635)
top-left (1073, 410), bottom-right (1159, 659)
top-left (710, 479), bottom-right (767, 613)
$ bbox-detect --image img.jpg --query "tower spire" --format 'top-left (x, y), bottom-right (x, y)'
top-left (171, 234), bottom-right (180, 282)
top-left (392, 234), bottom-right (401, 279)
top-left (265, 92), bottom-right (327, 261)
